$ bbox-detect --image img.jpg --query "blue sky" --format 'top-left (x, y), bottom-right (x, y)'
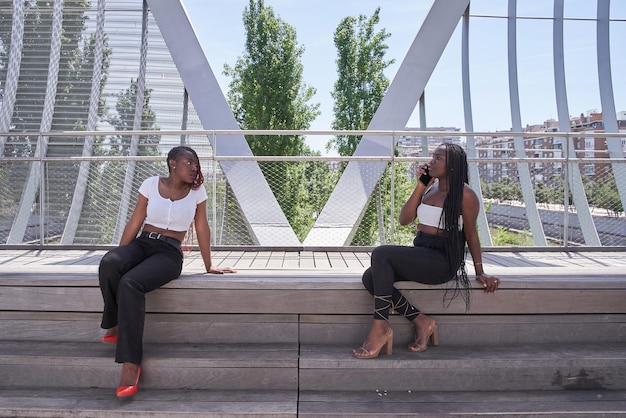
top-left (182, 0), bottom-right (625, 153)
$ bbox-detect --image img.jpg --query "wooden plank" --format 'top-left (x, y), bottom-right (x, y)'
top-left (0, 311), bottom-right (300, 344)
top-left (300, 251), bottom-right (315, 269)
top-left (354, 251), bottom-right (371, 266)
top-left (0, 387), bottom-right (297, 418)
top-left (482, 253), bottom-right (541, 268)
top-left (2, 285), bottom-right (625, 315)
top-left (0, 340), bottom-right (299, 390)
top-left (298, 343), bottom-right (626, 392)
top-left (282, 251), bottom-right (300, 269)
top-left (339, 251), bottom-right (366, 270)
top-left (218, 251), bottom-right (246, 268)
top-left (313, 252), bottom-right (331, 269)
top-left (299, 314), bottom-right (626, 346)
top-left (267, 252), bottom-right (285, 268)
top-left (250, 251), bottom-right (271, 268)
top-left (299, 390), bottom-right (626, 417)
top-left (1, 249), bottom-right (625, 271)
top-left (326, 252), bottom-right (347, 269)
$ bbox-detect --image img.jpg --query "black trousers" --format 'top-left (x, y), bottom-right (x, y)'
top-left (361, 232), bottom-right (456, 320)
top-left (99, 235), bottom-right (183, 364)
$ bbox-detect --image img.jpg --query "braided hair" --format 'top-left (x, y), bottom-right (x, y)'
top-left (440, 143), bottom-right (471, 308)
top-left (167, 146), bottom-right (204, 190)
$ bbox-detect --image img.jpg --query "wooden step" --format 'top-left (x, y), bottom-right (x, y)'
top-left (300, 313), bottom-right (626, 346)
top-left (298, 389), bottom-right (626, 417)
top-left (1, 387), bottom-right (624, 418)
top-left (0, 311), bottom-right (299, 344)
top-left (298, 343), bottom-right (626, 392)
top-left (0, 388), bottom-right (297, 418)
top-left (2, 269), bottom-right (626, 316)
top-left (0, 341), bottom-right (298, 391)
top-left (3, 312), bottom-right (625, 346)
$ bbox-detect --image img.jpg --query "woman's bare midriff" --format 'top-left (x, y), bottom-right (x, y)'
top-left (416, 223), bottom-right (444, 236)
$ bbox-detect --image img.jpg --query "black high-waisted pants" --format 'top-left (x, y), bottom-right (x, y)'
top-left (361, 231), bottom-right (457, 321)
top-left (99, 235), bottom-right (183, 364)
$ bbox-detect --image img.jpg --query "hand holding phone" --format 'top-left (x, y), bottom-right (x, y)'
top-left (419, 166), bottom-right (432, 186)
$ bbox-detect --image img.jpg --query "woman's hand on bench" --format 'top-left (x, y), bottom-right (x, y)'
top-left (206, 265), bottom-right (237, 274)
top-left (476, 272), bottom-right (500, 293)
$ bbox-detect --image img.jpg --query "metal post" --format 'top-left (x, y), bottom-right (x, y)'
top-left (563, 135), bottom-right (569, 246)
top-left (39, 158), bottom-right (45, 245)
top-left (180, 88), bottom-right (189, 146)
top-left (211, 131), bottom-right (218, 246)
top-left (389, 134), bottom-right (396, 244)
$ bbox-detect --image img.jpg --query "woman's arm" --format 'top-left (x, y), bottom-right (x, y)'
top-left (194, 202), bottom-right (236, 274)
top-left (461, 185), bottom-right (499, 293)
top-left (399, 165), bottom-right (433, 226)
top-left (119, 195), bottom-right (148, 246)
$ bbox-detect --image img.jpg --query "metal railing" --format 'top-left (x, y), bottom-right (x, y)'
top-left (0, 129), bottom-right (624, 249)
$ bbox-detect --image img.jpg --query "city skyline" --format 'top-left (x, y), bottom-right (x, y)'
top-left (183, 0), bottom-right (626, 154)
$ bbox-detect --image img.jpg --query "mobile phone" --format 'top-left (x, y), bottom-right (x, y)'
top-left (419, 166), bottom-right (432, 186)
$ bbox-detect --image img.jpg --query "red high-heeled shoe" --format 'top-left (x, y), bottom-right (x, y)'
top-left (116, 366), bottom-right (141, 397)
top-left (101, 334), bottom-right (118, 344)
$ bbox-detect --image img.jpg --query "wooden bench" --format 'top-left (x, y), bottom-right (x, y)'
top-left (1, 248), bottom-right (625, 417)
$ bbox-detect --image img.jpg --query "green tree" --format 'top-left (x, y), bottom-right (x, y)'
top-left (329, 8), bottom-right (394, 245)
top-left (223, 0), bottom-right (325, 241)
top-left (589, 173), bottom-right (623, 216)
top-left (224, 0), bottom-right (319, 154)
top-left (491, 177), bottom-right (522, 202)
top-left (328, 7), bottom-right (394, 156)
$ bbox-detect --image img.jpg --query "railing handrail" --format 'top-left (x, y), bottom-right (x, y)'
top-left (1, 128), bottom-right (625, 139)
top-left (1, 155), bottom-right (622, 164)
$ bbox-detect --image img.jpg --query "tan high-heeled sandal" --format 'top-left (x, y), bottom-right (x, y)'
top-left (408, 316), bottom-right (438, 352)
top-left (353, 327), bottom-right (394, 359)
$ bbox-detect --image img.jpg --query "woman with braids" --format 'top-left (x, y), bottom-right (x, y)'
top-left (353, 143), bottom-right (500, 359)
top-left (98, 146), bottom-right (235, 396)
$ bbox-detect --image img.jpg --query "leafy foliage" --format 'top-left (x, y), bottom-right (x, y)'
top-left (224, 0), bottom-right (319, 155)
top-left (328, 7), bottom-right (393, 156)
top-left (224, 0), bottom-right (333, 242)
top-left (329, 7), bottom-right (395, 245)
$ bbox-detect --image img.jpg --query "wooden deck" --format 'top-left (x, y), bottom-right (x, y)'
top-left (2, 247), bottom-right (625, 276)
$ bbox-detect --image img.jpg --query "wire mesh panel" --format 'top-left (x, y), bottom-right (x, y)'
top-left (0, 135), bottom-right (624, 247)
top-left (0, 160), bottom-right (31, 243)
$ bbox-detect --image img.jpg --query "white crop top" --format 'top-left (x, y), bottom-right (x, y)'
top-left (138, 176), bottom-right (208, 232)
top-left (417, 203), bottom-right (464, 230)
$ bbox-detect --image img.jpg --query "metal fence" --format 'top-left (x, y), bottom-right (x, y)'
top-left (0, 129), bottom-right (624, 248)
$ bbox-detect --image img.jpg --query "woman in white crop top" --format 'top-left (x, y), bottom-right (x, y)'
top-left (353, 144), bottom-right (500, 359)
top-left (98, 146), bottom-right (235, 397)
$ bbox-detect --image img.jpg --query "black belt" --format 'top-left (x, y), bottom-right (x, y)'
top-left (140, 231), bottom-right (181, 248)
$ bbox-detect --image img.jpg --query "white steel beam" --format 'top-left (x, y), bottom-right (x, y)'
top-left (7, 0), bottom-right (64, 244)
top-left (304, 0), bottom-right (470, 246)
top-left (147, 0), bottom-right (299, 245)
top-left (0, 0), bottom-right (24, 157)
top-left (462, 6), bottom-right (492, 246)
top-left (507, 0), bottom-right (547, 246)
top-left (597, 0), bottom-right (626, 214)
top-left (553, 0), bottom-right (600, 246)
top-left (61, 0), bottom-right (107, 244)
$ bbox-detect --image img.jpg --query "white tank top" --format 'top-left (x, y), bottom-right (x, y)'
top-left (416, 203), bottom-right (464, 230)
